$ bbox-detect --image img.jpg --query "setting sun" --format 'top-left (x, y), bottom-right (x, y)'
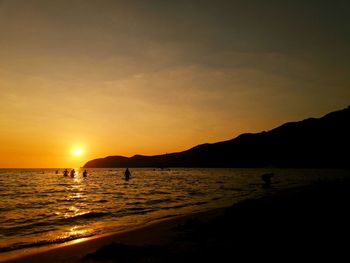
top-left (72, 149), bottom-right (82, 156)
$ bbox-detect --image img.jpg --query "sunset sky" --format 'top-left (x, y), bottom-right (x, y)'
top-left (1, 0), bottom-right (349, 168)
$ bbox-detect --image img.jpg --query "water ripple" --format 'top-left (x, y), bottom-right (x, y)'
top-left (0, 168), bottom-right (346, 254)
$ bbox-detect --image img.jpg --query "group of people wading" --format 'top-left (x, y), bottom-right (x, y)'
top-left (63, 168), bottom-right (86, 177)
top-left (62, 168), bottom-right (131, 180)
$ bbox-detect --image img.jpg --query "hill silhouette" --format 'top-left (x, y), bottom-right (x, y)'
top-left (84, 106), bottom-right (350, 168)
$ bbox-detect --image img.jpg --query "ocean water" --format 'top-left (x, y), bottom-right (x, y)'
top-left (0, 168), bottom-right (348, 254)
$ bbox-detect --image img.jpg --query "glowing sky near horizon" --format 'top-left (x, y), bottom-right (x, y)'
top-left (0, 0), bottom-right (349, 167)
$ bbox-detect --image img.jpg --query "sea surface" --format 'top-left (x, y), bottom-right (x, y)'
top-left (0, 168), bottom-right (349, 254)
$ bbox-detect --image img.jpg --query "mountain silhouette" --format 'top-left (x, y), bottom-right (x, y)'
top-left (84, 106), bottom-right (350, 168)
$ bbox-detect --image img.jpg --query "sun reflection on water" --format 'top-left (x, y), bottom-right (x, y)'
top-left (73, 170), bottom-right (81, 183)
top-left (63, 169), bottom-right (87, 219)
top-left (68, 226), bottom-right (89, 237)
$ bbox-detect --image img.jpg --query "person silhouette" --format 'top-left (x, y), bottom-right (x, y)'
top-left (124, 168), bottom-right (131, 181)
top-left (70, 169), bottom-right (75, 177)
top-left (63, 169), bottom-right (68, 177)
top-left (83, 170), bottom-right (88, 177)
top-left (261, 172), bottom-right (274, 188)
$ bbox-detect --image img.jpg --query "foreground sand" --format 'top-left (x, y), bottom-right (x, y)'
top-left (2, 176), bottom-right (350, 262)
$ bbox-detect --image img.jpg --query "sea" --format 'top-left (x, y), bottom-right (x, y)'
top-left (0, 168), bottom-right (349, 255)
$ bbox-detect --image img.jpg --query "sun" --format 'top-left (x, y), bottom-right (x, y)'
top-left (72, 148), bottom-right (82, 156)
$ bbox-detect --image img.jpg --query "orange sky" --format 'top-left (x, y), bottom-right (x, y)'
top-left (0, 1), bottom-right (349, 168)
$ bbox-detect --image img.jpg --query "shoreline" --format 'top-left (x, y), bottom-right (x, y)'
top-left (2, 176), bottom-right (350, 262)
top-left (0, 207), bottom-right (226, 263)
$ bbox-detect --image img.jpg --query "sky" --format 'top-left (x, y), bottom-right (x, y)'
top-left (0, 0), bottom-right (349, 168)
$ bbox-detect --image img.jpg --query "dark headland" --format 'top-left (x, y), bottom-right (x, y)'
top-left (84, 106), bottom-right (350, 168)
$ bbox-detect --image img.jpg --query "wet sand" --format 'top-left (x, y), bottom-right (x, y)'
top-left (2, 176), bottom-right (350, 262)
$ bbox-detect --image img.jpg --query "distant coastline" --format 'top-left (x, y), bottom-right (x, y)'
top-left (84, 106), bottom-right (350, 168)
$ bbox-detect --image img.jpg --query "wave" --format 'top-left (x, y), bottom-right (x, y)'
top-left (160, 201), bottom-right (208, 211)
top-left (117, 207), bottom-right (157, 216)
top-left (143, 198), bottom-right (173, 206)
top-left (0, 222), bottom-right (55, 237)
top-left (161, 204), bottom-right (188, 210)
top-left (126, 198), bottom-right (180, 207)
top-left (0, 212), bottom-right (110, 236)
top-left (0, 207), bottom-right (13, 212)
top-left (0, 229), bottom-right (102, 253)
top-left (70, 212), bottom-right (109, 220)
top-left (148, 190), bottom-right (171, 195)
top-left (187, 190), bottom-right (205, 196)
top-left (192, 201), bottom-right (208, 206)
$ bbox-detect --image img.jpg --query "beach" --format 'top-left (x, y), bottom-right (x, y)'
top-left (3, 168), bottom-right (342, 256)
top-left (2, 175), bottom-right (350, 262)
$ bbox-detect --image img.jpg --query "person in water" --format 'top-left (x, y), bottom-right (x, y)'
top-left (83, 170), bottom-right (88, 177)
top-left (261, 172), bottom-right (274, 188)
top-left (63, 169), bottom-right (68, 177)
top-left (70, 169), bottom-right (75, 177)
top-left (124, 168), bottom-right (131, 180)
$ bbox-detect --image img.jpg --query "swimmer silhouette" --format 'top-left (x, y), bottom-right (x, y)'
top-left (261, 172), bottom-right (274, 187)
top-left (124, 168), bottom-right (131, 181)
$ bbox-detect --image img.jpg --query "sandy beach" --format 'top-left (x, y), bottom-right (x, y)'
top-left (2, 176), bottom-right (350, 262)
top-left (1, 208), bottom-right (225, 263)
